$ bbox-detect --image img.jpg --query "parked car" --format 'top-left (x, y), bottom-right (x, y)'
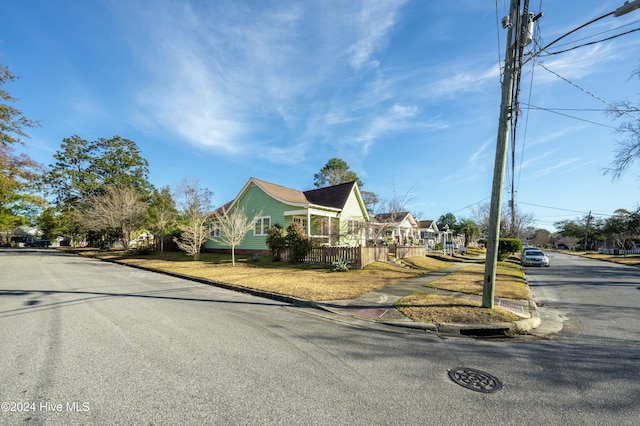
top-left (521, 249), bottom-right (550, 267)
top-left (25, 240), bottom-right (51, 247)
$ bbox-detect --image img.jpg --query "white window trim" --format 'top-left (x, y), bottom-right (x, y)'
top-left (209, 223), bottom-right (220, 238)
top-left (254, 216), bottom-right (271, 236)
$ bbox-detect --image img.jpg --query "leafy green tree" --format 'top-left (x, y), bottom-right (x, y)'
top-left (44, 135), bottom-right (152, 208)
top-left (36, 206), bottom-right (64, 241)
top-left (0, 144), bottom-right (42, 240)
top-left (43, 135), bottom-right (152, 243)
top-left (0, 63), bottom-right (42, 242)
top-left (455, 218), bottom-right (480, 247)
top-left (0, 63), bottom-right (40, 146)
top-left (438, 213), bottom-right (457, 229)
top-left (313, 158), bottom-right (364, 188)
top-left (554, 219), bottom-right (585, 239)
top-left (146, 186), bottom-right (177, 256)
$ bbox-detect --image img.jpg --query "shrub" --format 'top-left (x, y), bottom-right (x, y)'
top-left (331, 257), bottom-right (351, 272)
top-left (286, 222), bottom-right (313, 264)
top-left (498, 238), bottom-right (522, 261)
top-left (265, 223), bottom-right (287, 261)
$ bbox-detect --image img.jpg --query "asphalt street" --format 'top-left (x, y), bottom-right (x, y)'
top-left (1, 249), bottom-right (639, 425)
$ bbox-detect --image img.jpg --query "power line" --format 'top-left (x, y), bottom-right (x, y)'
top-left (532, 58), bottom-right (640, 122)
top-left (541, 27), bottom-right (640, 56)
top-left (518, 201), bottom-right (612, 217)
top-left (547, 18), bottom-right (640, 50)
top-left (520, 102), bottom-right (619, 129)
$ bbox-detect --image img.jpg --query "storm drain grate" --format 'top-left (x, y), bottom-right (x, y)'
top-left (448, 367), bottom-right (503, 393)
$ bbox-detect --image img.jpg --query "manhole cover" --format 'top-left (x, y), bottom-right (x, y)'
top-left (448, 367), bottom-right (503, 393)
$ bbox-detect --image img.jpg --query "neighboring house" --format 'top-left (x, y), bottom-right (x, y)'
top-left (437, 222), bottom-right (465, 247)
top-left (368, 211), bottom-right (419, 246)
top-left (418, 220), bottom-right (439, 249)
top-left (205, 178), bottom-right (369, 253)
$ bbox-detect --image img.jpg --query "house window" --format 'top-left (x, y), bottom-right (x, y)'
top-left (347, 219), bottom-right (362, 235)
top-left (254, 216), bottom-right (271, 236)
top-left (209, 223), bottom-right (220, 238)
top-left (293, 217), bottom-right (308, 232)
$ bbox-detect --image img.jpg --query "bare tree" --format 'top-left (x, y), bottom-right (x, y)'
top-left (605, 66), bottom-right (640, 179)
top-left (77, 186), bottom-right (146, 250)
top-left (210, 205), bottom-right (256, 266)
top-left (367, 185), bottom-right (415, 246)
top-left (173, 178), bottom-right (213, 261)
top-left (472, 202), bottom-right (534, 238)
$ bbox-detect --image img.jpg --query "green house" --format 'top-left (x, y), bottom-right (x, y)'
top-left (205, 177), bottom-right (370, 253)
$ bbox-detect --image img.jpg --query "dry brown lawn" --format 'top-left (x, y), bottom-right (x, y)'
top-left (103, 254), bottom-right (427, 301)
top-left (67, 249), bottom-right (524, 323)
top-left (396, 293), bottom-right (521, 324)
top-left (395, 259), bottom-right (528, 324)
top-left (570, 252), bottom-right (640, 266)
top-left (426, 262), bottom-right (528, 299)
top-left (400, 255), bottom-right (452, 270)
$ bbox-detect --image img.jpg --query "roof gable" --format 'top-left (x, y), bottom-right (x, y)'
top-left (303, 181), bottom-right (356, 210)
top-left (225, 178), bottom-right (369, 217)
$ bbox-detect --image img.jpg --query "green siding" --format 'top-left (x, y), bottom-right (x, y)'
top-left (205, 180), bottom-right (369, 251)
top-left (205, 183), bottom-right (300, 251)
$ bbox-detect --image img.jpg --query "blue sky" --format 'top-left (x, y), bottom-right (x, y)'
top-left (2, 1), bottom-right (640, 231)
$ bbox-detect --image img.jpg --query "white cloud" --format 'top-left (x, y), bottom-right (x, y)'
top-left (423, 64), bottom-right (499, 99)
top-left (346, 0), bottom-right (408, 70)
top-left (533, 158), bottom-right (581, 177)
top-left (117, 0), bottom-right (413, 161)
top-left (443, 138), bottom-right (492, 182)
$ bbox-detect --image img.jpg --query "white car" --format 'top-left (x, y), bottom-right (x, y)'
top-left (521, 249), bottom-right (550, 267)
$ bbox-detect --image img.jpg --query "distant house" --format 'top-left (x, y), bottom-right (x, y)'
top-left (368, 211), bottom-right (419, 246)
top-left (418, 220), bottom-right (439, 249)
top-left (437, 222), bottom-right (465, 247)
top-left (205, 178), bottom-right (369, 253)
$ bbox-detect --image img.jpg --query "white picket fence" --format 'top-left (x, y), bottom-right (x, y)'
top-left (598, 248), bottom-right (640, 255)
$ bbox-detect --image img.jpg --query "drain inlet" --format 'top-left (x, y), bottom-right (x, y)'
top-left (448, 367), bottom-right (503, 393)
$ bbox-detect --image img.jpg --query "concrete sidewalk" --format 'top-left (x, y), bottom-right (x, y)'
top-left (313, 263), bottom-right (541, 336)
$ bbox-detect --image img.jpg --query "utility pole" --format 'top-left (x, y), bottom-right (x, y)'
top-left (482, 0), bottom-right (640, 308)
top-left (584, 211), bottom-right (593, 252)
top-left (482, 0), bottom-right (521, 308)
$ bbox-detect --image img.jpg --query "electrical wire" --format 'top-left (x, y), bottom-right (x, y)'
top-left (519, 102), bottom-right (620, 129)
top-left (541, 27), bottom-right (640, 56)
top-left (547, 18), bottom-right (640, 50)
top-left (532, 57), bottom-right (640, 123)
top-left (518, 201), bottom-right (614, 217)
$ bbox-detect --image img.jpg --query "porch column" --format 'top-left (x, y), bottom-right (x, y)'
top-left (307, 210), bottom-right (311, 238)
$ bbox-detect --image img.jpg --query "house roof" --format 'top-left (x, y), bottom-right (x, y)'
top-left (251, 178), bottom-right (309, 205)
top-left (303, 181), bottom-right (357, 210)
top-left (437, 223), bottom-right (450, 231)
top-left (375, 211), bottom-right (411, 222)
top-left (221, 178), bottom-right (368, 219)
